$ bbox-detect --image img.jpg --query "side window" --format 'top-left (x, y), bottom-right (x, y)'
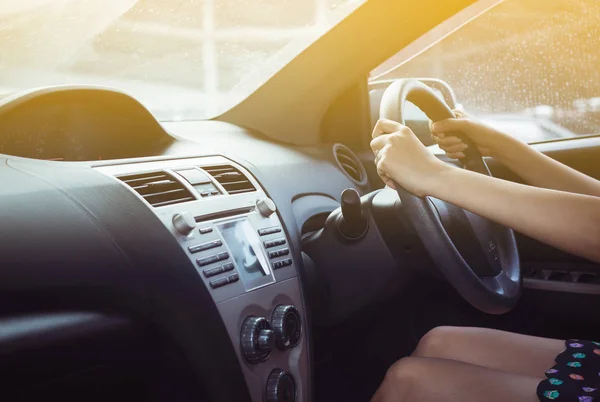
top-left (370, 0), bottom-right (600, 143)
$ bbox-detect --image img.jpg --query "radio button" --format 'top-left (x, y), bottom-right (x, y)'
top-left (222, 262), bottom-right (235, 272)
top-left (197, 255), bottom-right (219, 266)
top-left (188, 239), bottom-right (222, 254)
top-left (203, 266), bottom-right (224, 278)
top-left (227, 273), bottom-right (239, 284)
top-left (209, 277), bottom-right (228, 289)
top-left (258, 227), bottom-right (282, 236)
top-left (217, 252), bottom-right (229, 261)
top-left (199, 227), bottom-right (213, 234)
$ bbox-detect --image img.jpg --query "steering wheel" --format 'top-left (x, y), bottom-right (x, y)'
top-left (379, 79), bottom-right (521, 314)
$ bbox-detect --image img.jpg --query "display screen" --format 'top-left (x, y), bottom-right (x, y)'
top-left (218, 219), bottom-right (270, 284)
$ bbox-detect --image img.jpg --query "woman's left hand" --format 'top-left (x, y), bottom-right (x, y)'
top-left (370, 119), bottom-right (450, 197)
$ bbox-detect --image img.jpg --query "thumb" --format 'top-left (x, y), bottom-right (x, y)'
top-left (431, 118), bottom-right (471, 135)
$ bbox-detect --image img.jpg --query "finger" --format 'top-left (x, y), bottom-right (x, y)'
top-left (440, 143), bottom-right (468, 153)
top-left (453, 108), bottom-right (470, 118)
top-left (370, 134), bottom-right (390, 153)
top-left (375, 145), bottom-right (390, 172)
top-left (382, 176), bottom-right (396, 190)
top-left (372, 118), bottom-right (403, 138)
top-left (436, 136), bottom-right (463, 146)
top-left (374, 150), bottom-right (382, 165)
top-left (431, 118), bottom-right (471, 135)
top-left (446, 152), bottom-right (465, 160)
top-left (431, 133), bottom-right (445, 145)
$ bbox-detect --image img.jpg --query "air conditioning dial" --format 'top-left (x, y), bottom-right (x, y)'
top-left (266, 369), bottom-right (296, 402)
top-left (271, 305), bottom-right (302, 350)
top-left (241, 316), bottom-right (274, 364)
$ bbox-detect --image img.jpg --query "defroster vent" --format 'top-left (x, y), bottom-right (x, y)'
top-left (203, 165), bottom-right (256, 195)
top-left (118, 171), bottom-right (195, 207)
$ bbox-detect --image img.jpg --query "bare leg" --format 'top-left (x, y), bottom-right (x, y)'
top-left (412, 326), bottom-right (564, 377)
top-left (370, 356), bottom-right (541, 402)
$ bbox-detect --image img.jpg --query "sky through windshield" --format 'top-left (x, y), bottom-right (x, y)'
top-left (0, 0), bottom-right (365, 121)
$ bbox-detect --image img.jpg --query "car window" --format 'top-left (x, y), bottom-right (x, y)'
top-left (371, 0), bottom-right (600, 144)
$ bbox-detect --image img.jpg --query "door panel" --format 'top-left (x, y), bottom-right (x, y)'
top-left (486, 135), bottom-right (600, 294)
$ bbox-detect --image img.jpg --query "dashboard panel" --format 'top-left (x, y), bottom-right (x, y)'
top-left (0, 87), bottom-right (173, 161)
top-left (0, 86), bottom-right (369, 402)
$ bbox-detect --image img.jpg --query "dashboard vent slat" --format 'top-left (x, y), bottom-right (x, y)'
top-left (117, 171), bottom-right (195, 207)
top-left (203, 165), bottom-right (256, 195)
top-left (333, 144), bottom-right (366, 184)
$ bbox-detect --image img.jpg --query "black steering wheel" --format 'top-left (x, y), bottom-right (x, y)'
top-left (379, 78), bottom-right (521, 314)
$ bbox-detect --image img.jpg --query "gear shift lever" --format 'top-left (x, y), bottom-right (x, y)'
top-left (338, 188), bottom-right (367, 240)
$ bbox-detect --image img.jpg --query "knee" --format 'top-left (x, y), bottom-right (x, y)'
top-left (413, 326), bottom-right (460, 358)
top-left (376, 357), bottom-right (425, 401)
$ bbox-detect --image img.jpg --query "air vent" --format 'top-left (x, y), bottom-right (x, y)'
top-left (333, 144), bottom-right (366, 184)
top-left (203, 165), bottom-right (256, 195)
top-left (117, 171), bottom-right (195, 207)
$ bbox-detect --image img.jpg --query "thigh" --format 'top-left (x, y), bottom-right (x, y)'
top-left (413, 326), bottom-right (564, 378)
top-left (371, 356), bottom-right (541, 402)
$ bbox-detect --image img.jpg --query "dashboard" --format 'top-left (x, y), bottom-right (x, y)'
top-left (0, 87), bottom-right (173, 161)
top-left (0, 86), bottom-right (371, 402)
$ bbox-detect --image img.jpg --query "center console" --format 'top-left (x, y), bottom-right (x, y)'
top-left (96, 156), bottom-right (308, 402)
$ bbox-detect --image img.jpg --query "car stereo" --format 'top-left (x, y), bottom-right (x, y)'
top-left (97, 157), bottom-right (308, 402)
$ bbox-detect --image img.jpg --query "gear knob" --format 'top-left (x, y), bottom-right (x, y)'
top-left (339, 188), bottom-right (367, 239)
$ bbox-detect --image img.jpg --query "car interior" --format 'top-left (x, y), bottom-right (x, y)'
top-left (1, 0), bottom-right (599, 401)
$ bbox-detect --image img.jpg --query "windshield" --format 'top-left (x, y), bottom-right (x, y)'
top-left (1, 0), bottom-right (365, 121)
top-left (371, 0), bottom-right (600, 143)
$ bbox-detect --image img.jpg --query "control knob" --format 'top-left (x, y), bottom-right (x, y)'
top-left (172, 212), bottom-right (196, 235)
top-left (241, 316), bottom-right (275, 364)
top-left (266, 369), bottom-right (296, 402)
top-left (271, 305), bottom-right (302, 350)
top-left (256, 197), bottom-right (277, 217)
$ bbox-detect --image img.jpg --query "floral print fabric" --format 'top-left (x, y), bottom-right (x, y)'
top-left (538, 340), bottom-right (600, 401)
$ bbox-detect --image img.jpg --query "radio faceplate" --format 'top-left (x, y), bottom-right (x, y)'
top-left (95, 157), bottom-right (308, 402)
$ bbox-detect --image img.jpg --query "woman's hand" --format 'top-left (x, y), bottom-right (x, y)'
top-left (430, 110), bottom-right (519, 159)
top-left (370, 119), bottom-right (450, 197)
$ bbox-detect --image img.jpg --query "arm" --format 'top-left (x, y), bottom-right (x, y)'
top-left (432, 167), bottom-right (600, 263)
top-left (371, 119), bottom-right (600, 264)
top-left (492, 136), bottom-right (600, 197)
top-left (431, 112), bottom-right (600, 197)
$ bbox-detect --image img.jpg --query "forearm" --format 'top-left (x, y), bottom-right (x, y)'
top-left (431, 167), bottom-right (600, 263)
top-left (493, 137), bottom-right (600, 197)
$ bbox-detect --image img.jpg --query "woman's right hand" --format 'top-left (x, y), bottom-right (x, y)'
top-left (430, 110), bottom-right (518, 160)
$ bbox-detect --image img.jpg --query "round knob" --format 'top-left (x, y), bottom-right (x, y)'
top-left (271, 305), bottom-right (302, 350)
top-left (266, 369), bottom-right (296, 402)
top-left (241, 317), bottom-right (273, 364)
top-left (256, 198), bottom-right (276, 217)
top-left (257, 329), bottom-right (275, 351)
top-left (172, 212), bottom-right (196, 235)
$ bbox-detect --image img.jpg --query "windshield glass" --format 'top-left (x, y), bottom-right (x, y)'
top-left (1, 0), bottom-right (365, 121)
top-left (371, 0), bottom-right (600, 143)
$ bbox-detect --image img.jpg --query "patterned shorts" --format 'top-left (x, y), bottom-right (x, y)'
top-left (537, 340), bottom-right (600, 401)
